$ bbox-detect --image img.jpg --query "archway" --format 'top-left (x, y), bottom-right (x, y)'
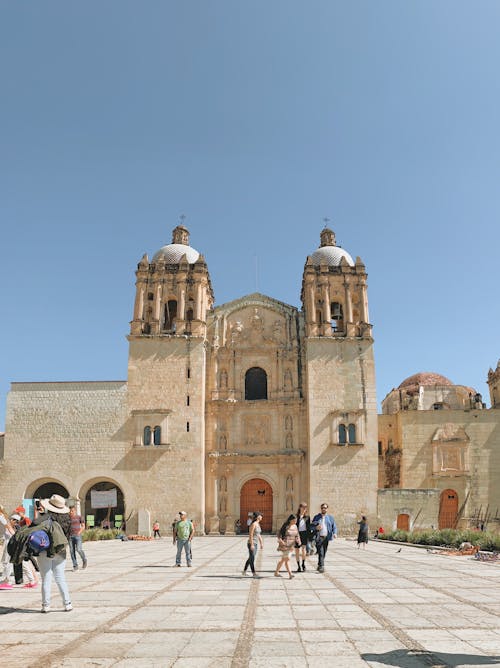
top-left (240, 478), bottom-right (273, 532)
top-left (82, 480), bottom-right (125, 530)
top-left (396, 513), bottom-right (410, 531)
top-left (439, 489), bottom-right (458, 529)
top-left (32, 481), bottom-right (70, 501)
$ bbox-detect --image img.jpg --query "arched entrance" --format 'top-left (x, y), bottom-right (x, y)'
top-left (439, 489), bottom-right (458, 529)
top-left (32, 481), bottom-right (70, 501)
top-left (82, 480), bottom-right (125, 530)
top-left (240, 478), bottom-right (273, 532)
top-left (396, 513), bottom-right (410, 531)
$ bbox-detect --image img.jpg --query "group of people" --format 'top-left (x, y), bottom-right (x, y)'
top-left (242, 502), bottom-right (339, 579)
top-left (0, 495), bottom-right (88, 613)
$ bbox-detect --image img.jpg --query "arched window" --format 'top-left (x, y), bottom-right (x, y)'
top-left (338, 424), bottom-right (347, 444)
top-left (186, 308), bottom-right (194, 321)
top-left (348, 423), bottom-right (356, 444)
top-left (245, 367), bottom-right (268, 400)
top-left (143, 426), bottom-right (151, 446)
top-left (164, 300), bottom-right (177, 331)
top-left (153, 426), bottom-right (161, 446)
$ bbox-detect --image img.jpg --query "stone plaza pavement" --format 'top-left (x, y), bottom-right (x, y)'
top-left (1, 536), bottom-right (500, 667)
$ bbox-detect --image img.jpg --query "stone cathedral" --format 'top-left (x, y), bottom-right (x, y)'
top-left (0, 225), bottom-right (378, 534)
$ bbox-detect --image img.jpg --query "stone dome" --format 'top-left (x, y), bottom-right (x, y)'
top-left (152, 224), bottom-right (200, 264)
top-left (309, 227), bottom-right (354, 267)
top-left (398, 372), bottom-right (453, 389)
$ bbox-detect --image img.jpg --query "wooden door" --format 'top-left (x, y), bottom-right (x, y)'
top-left (396, 513), bottom-right (410, 531)
top-left (240, 478), bottom-right (273, 533)
top-left (439, 489), bottom-right (458, 529)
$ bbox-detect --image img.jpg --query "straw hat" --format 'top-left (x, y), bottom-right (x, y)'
top-left (41, 494), bottom-right (70, 514)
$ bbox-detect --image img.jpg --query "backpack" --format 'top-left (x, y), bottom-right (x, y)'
top-left (27, 529), bottom-right (51, 555)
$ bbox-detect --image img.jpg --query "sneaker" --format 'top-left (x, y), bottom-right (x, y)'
top-left (252, 573), bottom-right (260, 579)
top-left (23, 582), bottom-right (38, 588)
top-left (41, 605), bottom-right (51, 613)
top-left (0, 582), bottom-right (13, 590)
top-left (187, 563), bottom-right (192, 567)
top-left (176, 564), bottom-right (181, 567)
top-left (241, 570), bottom-right (248, 576)
top-left (73, 566), bottom-right (78, 571)
top-left (64, 603), bottom-right (73, 612)
top-left (82, 560), bottom-right (87, 569)
top-left (318, 567), bottom-right (324, 573)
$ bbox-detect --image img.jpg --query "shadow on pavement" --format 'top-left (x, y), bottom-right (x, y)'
top-left (362, 649), bottom-right (500, 667)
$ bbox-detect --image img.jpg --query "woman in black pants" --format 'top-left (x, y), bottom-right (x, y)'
top-left (242, 512), bottom-right (263, 578)
top-left (295, 503), bottom-right (311, 572)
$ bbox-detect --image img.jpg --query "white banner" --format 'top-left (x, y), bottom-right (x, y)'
top-left (90, 488), bottom-right (117, 509)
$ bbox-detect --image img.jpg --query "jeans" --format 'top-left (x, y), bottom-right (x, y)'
top-left (243, 541), bottom-right (258, 574)
top-left (316, 536), bottom-right (330, 569)
top-left (38, 552), bottom-right (71, 606)
top-left (70, 535), bottom-right (87, 568)
top-left (176, 539), bottom-right (192, 565)
top-left (0, 540), bottom-right (13, 582)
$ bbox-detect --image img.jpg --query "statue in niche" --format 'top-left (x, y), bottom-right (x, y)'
top-left (286, 495), bottom-right (294, 511)
top-left (286, 474), bottom-right (293, 491)
top-left (219, 435), bottom-right (227, 450)
top-left (286, 433), bottom-right (293, 449)
top-left (284, 369), bottom-right (293, 391)
top-left (219, 369), bottom-right (228, 389)
top-left (250, 308), bottom-right (263, 331)
top-left (285, 415), bottom-right (293, 431)
top-left (272, 320), bottom-right (284, 343)
top-left (219, 497), bottom-right (227, 513)
top-left (231, 321), bottom-right (243, 344)
top-left (219, 477), bottom-right (227, 493)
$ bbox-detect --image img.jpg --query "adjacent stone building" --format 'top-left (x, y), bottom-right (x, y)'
top-left (378, 369), bottom-right (500, 532)
top-left (0, 226), bottom-right (378, 534)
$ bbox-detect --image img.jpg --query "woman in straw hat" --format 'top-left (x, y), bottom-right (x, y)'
top-left (35, 494), bottom-right (73, 612)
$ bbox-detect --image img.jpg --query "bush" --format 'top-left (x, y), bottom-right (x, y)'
top-left (378, 528), bottom-right (500, 550)
top-left (81, 528), bottom-right (121, 542)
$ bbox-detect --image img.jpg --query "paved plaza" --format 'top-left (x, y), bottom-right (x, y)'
top-left (0, 536), bottom-right (500, 667)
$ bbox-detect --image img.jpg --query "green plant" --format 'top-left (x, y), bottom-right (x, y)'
top-left (378, 528), bottom-right (500, 550)
top-left (81, 528), bottom-right (121, 542)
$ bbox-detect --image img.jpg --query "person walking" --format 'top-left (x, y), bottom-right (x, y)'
top-left (275, 514), bottom-right (300, 579)
top-left (69, 506), bottom-right (87, 570)
top-left (357, 515), bottom-right (369, 549)
top-left (295, 502), bottom-right (311, 572)
top-left (0, 505), bottom-right (15, 589)
top-left (173, 511), bottom-right (193, 567)
top-left (242, 512), bottom-right (263, 578)
top-left (311, 503), bottom-right (337, 573)
top-left (152, 520), bottom-right (161, 539)
top-left (35, 494), bottom-right (73, 612)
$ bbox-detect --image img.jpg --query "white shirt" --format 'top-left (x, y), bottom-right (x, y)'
top-left (319, 516), bottom-right (328, 537)
top-left (298, 517), bottom-right (306, 532)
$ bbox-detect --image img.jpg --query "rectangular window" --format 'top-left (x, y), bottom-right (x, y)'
top-left (378, 441), bottom-right (382, 456)
top-left (187, 368), bottom-right (191, 379)
top-left (186, 421), bottom-right (190, 432)
top-left (186, 395), bottom-right (190, 406)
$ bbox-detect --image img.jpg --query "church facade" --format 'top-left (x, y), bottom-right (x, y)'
top-left (0, 226), bottom-right (378, 534)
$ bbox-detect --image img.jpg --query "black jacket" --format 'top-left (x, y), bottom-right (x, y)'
top-left (7, 518), bottom-right (68, 565)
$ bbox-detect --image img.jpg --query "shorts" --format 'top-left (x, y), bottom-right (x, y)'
top-left (299, 531), bottom-right (308, 546)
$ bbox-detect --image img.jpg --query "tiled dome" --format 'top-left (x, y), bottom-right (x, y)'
top-left (152, 243), bottom-right (199, 264)
top-left (399, 372), bottom-right (453, 389)
top-left (310, 245), bottom-right (354, 267)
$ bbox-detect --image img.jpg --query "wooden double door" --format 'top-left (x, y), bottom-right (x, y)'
top-left (240, 478), bottom-right (273, 533)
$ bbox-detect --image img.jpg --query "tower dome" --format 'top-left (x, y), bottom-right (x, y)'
top-left (152, 225), bottom-right (200, 264)
top-left (398, 372), bottom-right (453, 389)
top-left (309, 227), bottom-right (354, 267)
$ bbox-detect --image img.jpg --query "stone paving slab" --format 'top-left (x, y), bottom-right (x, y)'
top-left (0, 536), bottom-right (499, 666)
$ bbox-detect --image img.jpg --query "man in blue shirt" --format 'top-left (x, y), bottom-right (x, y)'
top-left (311, 503), bottom-right (337, 573)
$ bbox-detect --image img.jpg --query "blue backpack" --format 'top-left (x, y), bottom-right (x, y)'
top-left (28, 529), bottom-right (51, 555)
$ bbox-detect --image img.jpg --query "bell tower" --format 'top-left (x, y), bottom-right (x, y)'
top-left (127, 225), bottom-right (214, 530)
top-left (488, 361), bottom-right (500, 408)
top-left (130, 225), bottom-right (213, 338)
top-left (301, 227), bottom-right (378, 526)
top-left (301, 227), bottom-right (372, 339)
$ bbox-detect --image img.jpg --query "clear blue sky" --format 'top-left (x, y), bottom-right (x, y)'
top-left (1, 2), bottom-right (499, 429)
